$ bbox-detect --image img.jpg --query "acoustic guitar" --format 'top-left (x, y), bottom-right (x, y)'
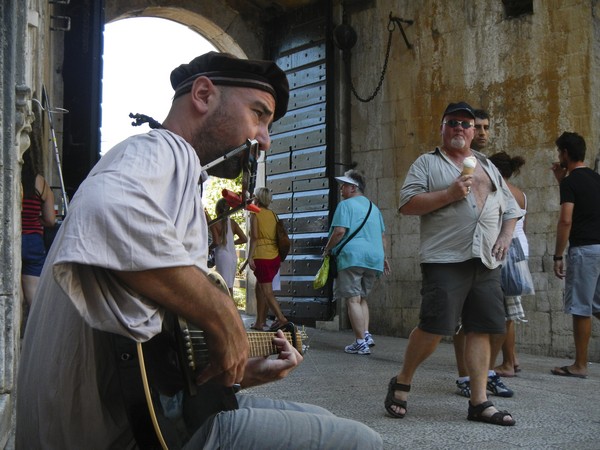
top-left (114, 271), bottom-right (306, 450)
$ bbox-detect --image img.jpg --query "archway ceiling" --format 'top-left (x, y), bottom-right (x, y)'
top-left (223, 0), bottom-right (321, 17)
top-left (226, 0), bottom-right (320, 17)
top-left (253, 0), bottom-right (317, 9)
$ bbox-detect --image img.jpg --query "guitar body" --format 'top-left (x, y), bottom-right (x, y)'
top-left (114, 271), bottom-right (305, 450)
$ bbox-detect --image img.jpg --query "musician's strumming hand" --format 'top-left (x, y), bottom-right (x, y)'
top-left (194, 313), bottom-right (249, 388)
top-left (195, 333), bottom-right (249, 387)
top-left (240, 329), bottom-right (303, 388)
top-left (110, 266), bottom-right (249, 389)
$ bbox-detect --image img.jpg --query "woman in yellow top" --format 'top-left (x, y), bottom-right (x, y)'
top-left (247, 187), bottom-right (289, 331)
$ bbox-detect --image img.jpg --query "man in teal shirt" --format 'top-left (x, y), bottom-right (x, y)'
top-left (323, 169), bottom-right (390, 355)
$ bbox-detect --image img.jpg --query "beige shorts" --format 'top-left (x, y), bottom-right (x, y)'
top-left (334, 266), bottom-right (379, 298)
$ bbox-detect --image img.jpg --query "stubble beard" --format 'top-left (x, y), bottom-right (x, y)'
top-left (190, 103), bottom-right (244, 179)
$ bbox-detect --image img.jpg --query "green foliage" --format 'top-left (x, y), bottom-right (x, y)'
top-left (203, 174), bottom-right (246, 226)
top-left (233, 287), bottom-right (246, 310)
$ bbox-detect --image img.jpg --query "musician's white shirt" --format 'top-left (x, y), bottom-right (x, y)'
top-left (17, 129), bottom-right (208, 448)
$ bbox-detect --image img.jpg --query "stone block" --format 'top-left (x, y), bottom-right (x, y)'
top-left (516, 311), bottom-right (551, 354)
top-left (315, 314), bottom-right (340, 332)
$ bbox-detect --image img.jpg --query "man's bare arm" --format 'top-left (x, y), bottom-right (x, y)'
top-left (400, 176), bottom-right (469, 216)
top-left (112, 266), bottom-right (249, 387)
top-left (553, 202), bottom-right (573, 279)
top-left (323, 226), bottom-right (346, 256)
top-left (493, 218), bottom-right (517, 261)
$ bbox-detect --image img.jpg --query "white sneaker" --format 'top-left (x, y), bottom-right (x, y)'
top-left (455, 379), bottom-right (471, 398)
top-left (487, 374), bottom-right (514, 397)
top-left (364, 332), bottom-right (375, 347)
top-left (344, 340), bottom-right (371, 355)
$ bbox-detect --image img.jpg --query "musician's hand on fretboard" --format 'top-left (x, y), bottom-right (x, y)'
top-left (240, 329), bottom-right (303, 388)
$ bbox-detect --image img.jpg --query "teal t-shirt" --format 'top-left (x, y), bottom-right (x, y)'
top-left (330, 196), bottom-right (385, 272)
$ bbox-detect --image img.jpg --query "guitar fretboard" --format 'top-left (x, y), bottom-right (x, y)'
top-left (247, 331), bottom-right (299, 357)
top-left (182, 328), bottom-right (303, 371)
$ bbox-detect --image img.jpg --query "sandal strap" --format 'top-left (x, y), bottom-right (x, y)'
top-left (468, 400), bottom-right (494, 415)
top-left (385, 376), bottom-right (409, 419)
top-left (389, 377), bottom-right (411, 393)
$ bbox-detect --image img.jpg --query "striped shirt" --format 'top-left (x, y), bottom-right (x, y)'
top-left (22, 195), bottom-right (44, 235)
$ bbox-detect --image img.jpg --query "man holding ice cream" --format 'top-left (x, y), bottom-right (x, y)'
top-left (384, 102), bottom-right (521, 426)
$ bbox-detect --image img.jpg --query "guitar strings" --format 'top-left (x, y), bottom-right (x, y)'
top-left (184, 329), bottom-right (305, 372)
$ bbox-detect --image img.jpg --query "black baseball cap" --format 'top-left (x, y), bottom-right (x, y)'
top-left (442, 102), bottom-right (476, 120)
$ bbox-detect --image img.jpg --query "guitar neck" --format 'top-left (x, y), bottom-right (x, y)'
top-left (184, 327), bottom-right (305, 371)
top-left (247, 331), bottom-right (301, 357)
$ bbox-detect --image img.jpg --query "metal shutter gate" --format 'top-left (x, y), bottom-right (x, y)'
top-left (267, 2), bottom-right (335, 325)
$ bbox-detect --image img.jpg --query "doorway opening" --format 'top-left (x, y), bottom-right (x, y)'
top-left (101, 17), bottom-right (215, 155)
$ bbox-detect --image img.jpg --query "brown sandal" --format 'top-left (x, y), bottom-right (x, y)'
top-left (467, 400), bottom-right (515, 426)
top-left (384, 376), bottom-right (410, 418)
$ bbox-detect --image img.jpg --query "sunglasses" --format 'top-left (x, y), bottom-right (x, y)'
top-left (443, 119), bottom-right (474, 129)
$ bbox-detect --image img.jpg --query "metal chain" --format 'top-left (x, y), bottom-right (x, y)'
top-left (348, 19), bottom-right (396, 103)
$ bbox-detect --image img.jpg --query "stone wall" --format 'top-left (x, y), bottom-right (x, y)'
top-left (1, 0), bottom-right (59, 446)
top-left (338, 0), bottom-right (599, 360)
top-left (1, 3), bottom-right (29, 448)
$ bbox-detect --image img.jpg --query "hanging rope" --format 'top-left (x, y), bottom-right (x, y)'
top-left (347, 14), bottom-right (413, 103)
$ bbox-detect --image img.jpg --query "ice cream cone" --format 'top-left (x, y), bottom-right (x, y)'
top-left (461, 156), bottom-right (477, 176)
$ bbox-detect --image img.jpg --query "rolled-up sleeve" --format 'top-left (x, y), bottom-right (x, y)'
top-left (51, 130), bottom-right (206, 340)
top-left (400, 155), bottom-right (430, 209)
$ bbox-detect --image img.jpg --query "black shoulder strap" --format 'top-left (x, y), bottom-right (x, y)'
top-left (332, 201), bottom-right (372, 256)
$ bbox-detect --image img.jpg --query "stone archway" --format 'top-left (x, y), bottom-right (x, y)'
top-left (104, 2), bottom-right (265, 59)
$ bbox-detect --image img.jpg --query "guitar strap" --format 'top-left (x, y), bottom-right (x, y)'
top-left (111, 334), bottom-right (165, 449)
top-left (332, 200), bottom-right (373, 258)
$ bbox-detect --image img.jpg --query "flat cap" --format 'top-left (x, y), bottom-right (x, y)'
top-left (442, 101), bottom-right (476, 120)
top-left (170, 51), bottom-right (289, 121)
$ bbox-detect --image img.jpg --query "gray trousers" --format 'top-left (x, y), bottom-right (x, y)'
top-left (185, 394), bottom-right (383, 450)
